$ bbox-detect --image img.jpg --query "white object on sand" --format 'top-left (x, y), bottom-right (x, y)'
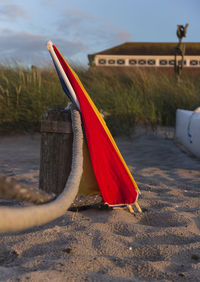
top-left (176, 108), bottom-right (200, 158)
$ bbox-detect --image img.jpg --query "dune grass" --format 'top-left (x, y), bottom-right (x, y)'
top-left (0, 64), bottom-right (67, 133)
top-left (78, 67), bottom-right (200, 135)
top-left (0, 63), bottom-right (199, 135)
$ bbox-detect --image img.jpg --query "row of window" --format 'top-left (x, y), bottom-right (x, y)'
top-left (98, 59), bottom-right (200, 66)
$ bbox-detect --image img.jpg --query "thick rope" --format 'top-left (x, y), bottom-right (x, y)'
top-left (0, 106), bottom-right (83, 233)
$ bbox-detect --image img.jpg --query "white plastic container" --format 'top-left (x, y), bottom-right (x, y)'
top-left (176, 108), bottom-right (200, 158)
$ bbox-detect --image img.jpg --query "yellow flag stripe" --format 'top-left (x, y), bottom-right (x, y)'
top-left (67, 64), bottom-right (140, 193)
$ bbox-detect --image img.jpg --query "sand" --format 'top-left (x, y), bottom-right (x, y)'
top-left (0, 128), bottom-right (199, 281)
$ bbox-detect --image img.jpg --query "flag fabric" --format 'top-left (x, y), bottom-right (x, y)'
top-left (47, 41), bottom-right (139, 206)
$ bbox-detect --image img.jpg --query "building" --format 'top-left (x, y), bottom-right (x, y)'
top-left (88, 42), bottom-right (200, 68)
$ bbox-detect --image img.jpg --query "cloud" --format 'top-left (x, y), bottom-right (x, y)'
top-left (0, 29), bottom-right (87, 65)
top-left (92, 21), bottom-right (132, 48)
top-left (0, 4), bottom-right (28, 21)
top-left (113, 29), bottom-right (132, 43)
top-left (56, 8), bottom-right (132, 53)
top-left (57, 8), bottom-right (96, 35)
top-left (0, 6), bottom-right (132, 65)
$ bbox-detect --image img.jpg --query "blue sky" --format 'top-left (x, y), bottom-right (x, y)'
top-left (0, 0), bottom-right (199, 66)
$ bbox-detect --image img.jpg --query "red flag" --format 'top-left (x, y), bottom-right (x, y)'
top-left (48, 41), bottom-right (139, 206)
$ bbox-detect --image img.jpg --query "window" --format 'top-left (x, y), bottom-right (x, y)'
top-left (169, 60), bottom-right (175, 65)
top-left (117, 59), bottom-right (125, 65)
top-left (178, 60), bottom-right (186, 65)
top-left (129, 59), bottom-right (137, 65)
top-left (98, 59), bottom-right (106, 65)
top-left (190, 60), bottom-right (198, 66)
top-left (147, 59), bottom-right (156, 65)
top-left (108, 59), bottom-right (115, 65)
top-left (160, 60), bottom-right (167, 65)
top-left (138, 59), bottom-right (146, 65)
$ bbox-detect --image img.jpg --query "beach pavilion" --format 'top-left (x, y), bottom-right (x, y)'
top-left (88, 42), bottom-right (200, 68)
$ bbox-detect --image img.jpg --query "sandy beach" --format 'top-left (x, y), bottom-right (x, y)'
top-left (0, 128), bottom-right (199, 281)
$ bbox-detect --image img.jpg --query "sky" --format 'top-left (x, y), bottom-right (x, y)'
top-left (0, 0), bottom-right (199, 66)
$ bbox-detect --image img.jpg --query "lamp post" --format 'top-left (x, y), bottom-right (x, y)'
top-left (174, 23), bottom-right (189, 79)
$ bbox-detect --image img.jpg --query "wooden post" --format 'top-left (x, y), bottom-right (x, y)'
top-left (39, 108), bottom-right (73, 195)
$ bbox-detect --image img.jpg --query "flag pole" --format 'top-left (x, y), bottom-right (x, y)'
top-left (47, 41), bottom-right (80, 110)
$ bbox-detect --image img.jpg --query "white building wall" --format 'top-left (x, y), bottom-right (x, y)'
top-left (94, 55), bottom-right (200, 67)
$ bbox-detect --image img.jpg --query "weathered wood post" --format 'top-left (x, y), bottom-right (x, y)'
top-left (39, 108), bottom-right (73, 195)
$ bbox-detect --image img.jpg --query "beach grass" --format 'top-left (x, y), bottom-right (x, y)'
top-left (0, 63), bottom-right (200, 135)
